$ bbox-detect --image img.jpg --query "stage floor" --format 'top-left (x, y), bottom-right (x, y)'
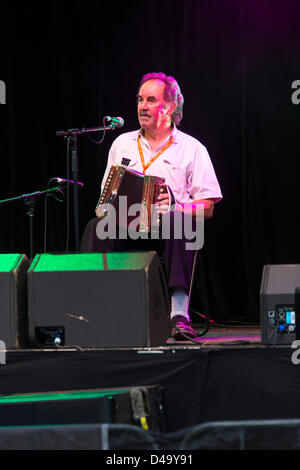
top-left (5, 323), bottom-right (263, 352)
top-left (4, 323), bottom-right (282, 352)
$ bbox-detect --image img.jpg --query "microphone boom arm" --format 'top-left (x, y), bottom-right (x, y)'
top-left (55, 117), bottom-right (124, 251)
top-left (0, 186), bottom-right (67, 261)
top-left (55, 127), bottom-right (100, 251)
top-left (56, 123), bottom-right (117, 137)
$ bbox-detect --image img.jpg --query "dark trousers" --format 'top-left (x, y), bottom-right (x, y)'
top-left (80, 211), bottom-right (197, 294)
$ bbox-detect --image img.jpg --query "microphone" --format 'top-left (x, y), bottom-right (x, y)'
top-left (50, 178), bottom-right (84, 187)
top-left (104, 116), bottom-right (124, 128)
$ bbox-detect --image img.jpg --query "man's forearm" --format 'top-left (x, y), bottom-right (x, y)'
top-left (177, 199), bottom-right (215, 219)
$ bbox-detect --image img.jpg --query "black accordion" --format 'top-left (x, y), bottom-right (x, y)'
top-left (95, 165), bottom-right (169, 232)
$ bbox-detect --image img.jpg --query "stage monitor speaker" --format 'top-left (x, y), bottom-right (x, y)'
top-left (260, 264), bottom-right (300, 345)
top-left (28, 252), bottom-right (170, 348)
top-left (0, 253), bottom-right (29, 348)
top-left (0, 385), bottom-right (165, 432)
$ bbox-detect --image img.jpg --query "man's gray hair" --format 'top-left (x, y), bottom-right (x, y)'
top-left (138, 72), bottom-right (184, 126)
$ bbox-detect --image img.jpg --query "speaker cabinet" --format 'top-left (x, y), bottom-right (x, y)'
top-left (260, 264), bottom-right (300, 345)
top-left (0, 253), bottom-right (29, 348)
top-left (0, 385), bottom-right (165, 432)
top-left (28, 252), bottom-right (170, 348)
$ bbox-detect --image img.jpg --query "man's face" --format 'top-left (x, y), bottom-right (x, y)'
top-left (137, 79), bottom-right (173, 132)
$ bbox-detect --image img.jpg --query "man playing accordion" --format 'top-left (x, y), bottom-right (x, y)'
top-left (81, 72), bottom-right (222, 341)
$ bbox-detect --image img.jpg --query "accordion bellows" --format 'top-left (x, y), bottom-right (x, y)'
top-left (95, 165), bottom-right (168, 232)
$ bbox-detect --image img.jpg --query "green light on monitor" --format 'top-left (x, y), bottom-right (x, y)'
top-left (0, 389), bottom-right (130, 405)
top-left (0, 254), bottom-right (24, 272)
top-left (30, 252), bottom-right (152, 272)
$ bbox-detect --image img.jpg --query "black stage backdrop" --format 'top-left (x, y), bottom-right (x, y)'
top-left (0, 0), bottom-right (299, 323)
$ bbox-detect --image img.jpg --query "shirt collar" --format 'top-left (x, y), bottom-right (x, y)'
top-left (133, 125), bottom-right (179, 143)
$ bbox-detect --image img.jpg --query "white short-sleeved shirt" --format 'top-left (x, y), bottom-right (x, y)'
top-left (101, 127), bottom-right (222, 205)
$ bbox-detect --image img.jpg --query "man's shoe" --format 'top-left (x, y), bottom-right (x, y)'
top-left (171, 315), bottom-right (198, 340)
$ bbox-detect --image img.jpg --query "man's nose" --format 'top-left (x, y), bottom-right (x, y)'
top-left (139, 100), bottom-right (148, 110)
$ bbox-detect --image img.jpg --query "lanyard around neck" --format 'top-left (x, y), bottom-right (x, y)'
top-left (137, 135), bottom-right (174, 174)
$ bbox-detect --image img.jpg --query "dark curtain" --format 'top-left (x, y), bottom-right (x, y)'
top-left (0, 0), bottom-right (299, 323)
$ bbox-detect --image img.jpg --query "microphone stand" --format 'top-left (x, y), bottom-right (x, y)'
top-left (0, 186), bottom-right (65, 262)
top-left (56, 123), bottom-right (117, 251)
